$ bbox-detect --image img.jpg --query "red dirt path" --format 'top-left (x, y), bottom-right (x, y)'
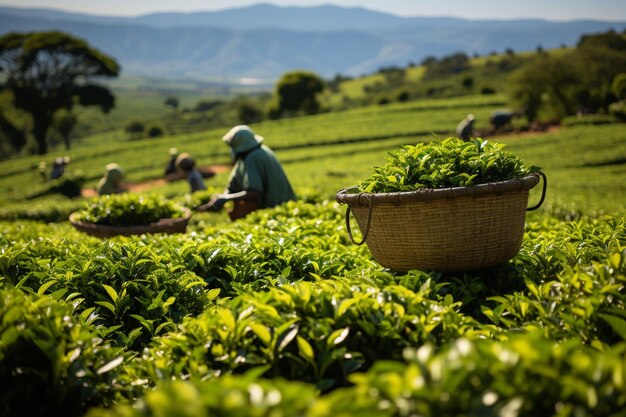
top-left (81, 164), bottom-right (232, 197)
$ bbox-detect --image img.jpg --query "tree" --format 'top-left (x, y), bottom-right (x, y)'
top-left (124, 120), bottom-right (144, 139)
top-left (236, 99), bottom-right (264, 125)
top-left (381, 67), bottom-right (406, 88)
top-left (612, 73), bottom-right (626, 100)
top-left (0, 112), bottom-right (26, 155)
top-left (194, 100), bottom-right (222, 112)
top-left (510, 54), bottom-right (579, 122)
top-left (574, 43), bottom-right (626, 111)
top-left (578, 29), bottom-right (626, 51)
top-left (164, 96), bottom-right (179, 111)
top-left (462, 76), bottom-right (474, 90)
top-left (52, 111), bottom-right (78, 150)
top-left (423, 52), bottom-right (470, 79)
top-left (510, 30), bottom-right (626, 123)
top-left (0, 31), bottom-right (119, 154)
top-left (270, 70), bottom-right (325, 118)
top-left (420, 56), bottom-right (438, 66)
top-left (147, 125), bottom-right (164, 138)
top-left (327, 73), bottom-right (352, 93)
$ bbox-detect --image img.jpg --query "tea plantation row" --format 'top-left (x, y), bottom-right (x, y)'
top-left (1, 94), bottom-right (626, 415)
top-left (0, 95), bottom-right (500, 210)
top-left (1, 200), bottom-right (625, 416)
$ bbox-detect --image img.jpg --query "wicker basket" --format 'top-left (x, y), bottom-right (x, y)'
top-left (336, 172), bottom-right (546, 272)
top-left (69, 208), bottom-right (192, 238)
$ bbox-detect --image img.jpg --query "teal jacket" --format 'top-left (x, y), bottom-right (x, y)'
top-left (227, 145), bottom-right (295, 209)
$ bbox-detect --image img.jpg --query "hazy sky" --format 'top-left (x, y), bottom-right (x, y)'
top-left (2, 0), bottom-right (626, 21)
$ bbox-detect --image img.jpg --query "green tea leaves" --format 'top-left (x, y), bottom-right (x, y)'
top-left (96, 356), bottom-right (124, 375)
top-left (327, 327), bottom-right (349, 346)
top-left (73, 193), bottom-right (186, 226)
top-left (358, 137), bottom-right (538, 193)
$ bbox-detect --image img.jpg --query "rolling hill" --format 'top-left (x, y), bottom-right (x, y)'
top-left (0, 4), bottom-right (625, 83)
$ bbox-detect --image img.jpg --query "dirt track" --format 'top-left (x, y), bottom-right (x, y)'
top-left (81, 164), bottom-right (231, 197)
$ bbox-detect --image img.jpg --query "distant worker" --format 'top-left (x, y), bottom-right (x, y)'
top-left (50, 156), bottom-right (70, 179)
top-left (97, 163), bottom-right (126, 196)
top-left (38, 161), bottom-right (47, 182)
top-left (456, 114), bottom-right (475, 141)
top-left (175, 152), bottom-right (207, 193)
top-left (197, 125), bottom-right (295, 220)
top-left (164, 147), bottom-right (178, 176)
top-left (490, 109), bottom-right (516, 131)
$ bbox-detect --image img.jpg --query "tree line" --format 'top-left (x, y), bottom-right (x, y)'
top-left (510, 29), bottom-right (626, 123)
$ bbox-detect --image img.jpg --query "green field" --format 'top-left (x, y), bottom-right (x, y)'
top-left (1, 94), bottom-right (626, 416)
top-left (1, 94), bottom-right (624, 218)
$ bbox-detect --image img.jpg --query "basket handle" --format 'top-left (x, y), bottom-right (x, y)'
top-left (527, 171), bottom-right (547, 211)
top-left (345, 197), bottom-right (374, 246)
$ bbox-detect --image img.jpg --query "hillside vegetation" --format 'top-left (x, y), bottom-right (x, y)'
top-left (0, 108), bottom-right (625, 415)
top-left (1, 24), bottom-right (626, 417)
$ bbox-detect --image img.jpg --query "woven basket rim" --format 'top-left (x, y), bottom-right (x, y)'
top-left (336, 173), bottom-right (540, 205)
top-left (69, 207), bottom-right (192, 235)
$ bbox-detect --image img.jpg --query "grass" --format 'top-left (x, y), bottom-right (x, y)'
top-left (503, 124), bottom-right (626, 216)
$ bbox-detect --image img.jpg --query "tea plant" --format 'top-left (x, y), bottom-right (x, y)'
top-left (1, 196), bottom-right (625, 416)
top-left (321, 335), bottom-right (626, 417)
top-left (73, 193), bottom-right (187, 226)
top-left (0, 287), bottom-right (135, 417)
top-left (84, 335), bottom-right (626, 417)
top-left (0, 235), bottom-right (217, 351)
top-left (86, 377), bottom-right (320, 417)
top-left (357, 137), bottom-right (540, 193)
top-left (482, 247), bottom-right (626, 345)
top-left (139, 278), bottom-right (480, 390)
top-left (423, 216), bottom-right (626, 323)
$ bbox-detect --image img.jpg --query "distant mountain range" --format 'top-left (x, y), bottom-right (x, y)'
top-left (1, 3), bottom-right (625, 83)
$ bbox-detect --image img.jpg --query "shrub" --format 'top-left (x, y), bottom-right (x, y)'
top-left (72, 193), bottom-right (187, 226)
top-left (0, 287), bottom-right (131, 417)
top-left (609, 100), bottom-right (626, 121)
top-left (141, 279), bottom-right (475, 388)
top-left (147, 125), bottom-right (164, 138)
top-left (321, 335), bottom-right (626, 416)
top-left (86, 377), bottom-right (318, 417)
top-left (124, 121), bottom-right (144, 135)
top-left (49, 171), bottom-right (86, 198)
top-left (0, 235), bottom-right (217, 352)
top-left (397, 91), bottom-right (410, 102)
top-left (26, 171), bottom-right (86, 199)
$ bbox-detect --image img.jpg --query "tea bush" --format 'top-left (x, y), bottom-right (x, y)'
top-left (0, 235), bottom-right (216, 351)
top-left (0, 288), bottom-right (133, 417)
top-left (1, 199), bottom-right (625, 416)
top-left (73, 194), bottom-right (187, 226)
top-left (322, 335), bottom-right (626, 416)
top-left (140, 278), bottom-right (479, 390)
top-left (85, 335), bottom-right (626, 417)
top-left (86, 377), bottom-right (319, 417)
